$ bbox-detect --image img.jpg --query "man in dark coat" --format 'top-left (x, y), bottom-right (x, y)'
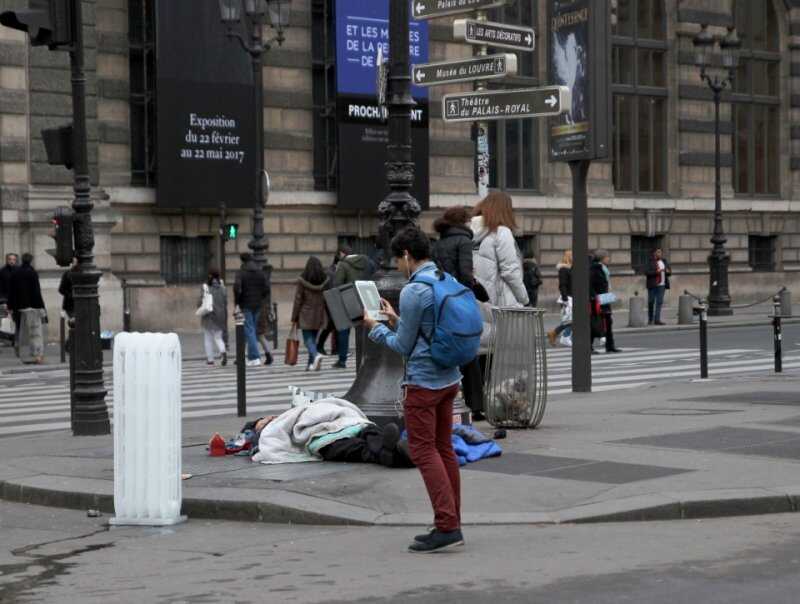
top-left (8, 254), bottom-right (46, 362)
top-left (432, 207), bottom-right (474, 286)
top-left (0, 253), bottom-right (18, 307)
top-left (645, 248), bottom-right (671, 326)
top-left (58, 258), bottom-right (79, 318)
top-left (234, 253), bottom-right (269, 366)
top-left (522, 257), bottom-right (543, 308)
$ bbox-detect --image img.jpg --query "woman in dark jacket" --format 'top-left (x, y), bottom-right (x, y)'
top-left (291, 256), bottom-right (330, 371)
top-left (432, 206), bottom-right (474, 286)
top-left (8, 253), bottom-right (46, 364)
top-left (200, 269), bottom-right (228, 366)
top-left (590, 249), bottom-right (621, 354)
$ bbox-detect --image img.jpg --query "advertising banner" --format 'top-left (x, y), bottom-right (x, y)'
top-left (335, 0), bottom-right (430, 211)
top-left (548, 0), bottom-right (610, 162)
top-left (156, 0), bottom-right (256, 209)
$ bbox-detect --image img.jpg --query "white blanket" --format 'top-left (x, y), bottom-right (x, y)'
top-left (251, 398), bottom-right (373, 465)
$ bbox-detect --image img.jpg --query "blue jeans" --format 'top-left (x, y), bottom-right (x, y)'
top-left (336, 329), bottom-right (350, 364)
top-left (302, 329), bottom-right (319, 367)
top-left (243, 309), bottom-right (261, 361)
top-left (648, 286), bottom-right (666, 323)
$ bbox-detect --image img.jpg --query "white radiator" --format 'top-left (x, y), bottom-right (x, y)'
top-left (110, 332), bottom-right (186, 526)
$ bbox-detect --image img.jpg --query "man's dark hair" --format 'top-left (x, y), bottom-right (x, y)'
top-left (240, 252), bottom-right (252, 264)
top-left (390, 226), bottom-right (431, 261)
top-left (21, 253), bottom-right (33, 266)
top-left (338, 244), bottom-right (353, 256)
top-left (5, 253), bottom-right (17, 263)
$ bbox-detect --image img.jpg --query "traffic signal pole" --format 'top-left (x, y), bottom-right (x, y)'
top-left (68, 0), bottom-right (110, 435)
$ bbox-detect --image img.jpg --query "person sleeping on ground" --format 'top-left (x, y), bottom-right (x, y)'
top-left (246, 397), bottom-right (413, 468)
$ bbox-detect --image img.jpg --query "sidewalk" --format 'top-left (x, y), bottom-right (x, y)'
top-left (0, 301), bottom-right (793, 374)
top-left (2, 374), bottom-right (800, 526)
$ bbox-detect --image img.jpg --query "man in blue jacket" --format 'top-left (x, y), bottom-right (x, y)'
top-left (363, 226), bottom-right (464, 554)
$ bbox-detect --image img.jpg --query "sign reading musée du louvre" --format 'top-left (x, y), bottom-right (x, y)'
top-left (156, 0), bottom-right (256, 209)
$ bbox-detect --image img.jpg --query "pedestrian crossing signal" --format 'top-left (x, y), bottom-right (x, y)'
top-left (222, 223), bottom-right (239, 241)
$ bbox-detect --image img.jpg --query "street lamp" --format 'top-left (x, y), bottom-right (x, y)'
top-left (693, 24), bottom-right (741, 317)
top-left (219, 0), bottom-right (289, 268)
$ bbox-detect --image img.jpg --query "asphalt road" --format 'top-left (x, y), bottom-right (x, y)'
top-left (617, 322), bottom-right (800, 353)
top-left (2, 500), bottom-right (800, 603)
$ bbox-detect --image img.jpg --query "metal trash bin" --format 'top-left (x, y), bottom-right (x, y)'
top-left (484, 307), bottom-right (548, 429)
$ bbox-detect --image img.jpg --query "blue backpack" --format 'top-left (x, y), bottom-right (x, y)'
top-left (411, 270), bottom-right (483, 368)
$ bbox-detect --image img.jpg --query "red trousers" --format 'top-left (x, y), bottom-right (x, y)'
top-left (404, 384), bottom-right (461, 532)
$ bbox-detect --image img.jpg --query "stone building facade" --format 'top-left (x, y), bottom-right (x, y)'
top-left (1, 0), bottom-right (800, 332)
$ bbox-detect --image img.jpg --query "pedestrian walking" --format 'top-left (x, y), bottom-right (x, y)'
top-left (522, 255), bottom-right (543, 308)
top-left (645, 248), bottom-right (671, 326)
top-left (58, 257), bottom-right (78, 319)
top-left (432, 206), bottom-right (483, 419)
top-left (364, 226), bottom-right (470, 553)
top-left (291, 256), bottom-right (330, 371)
top-left (8, 253), bottom-right (47, 364)
top-left (547, 250), bottom-right (573, 346)
top-left (471, 192), bottom-right (529, 308)
top-left (199, 269), bottom-right (228, 366)
top-left (234, 253), bottom-right (269, 367)
top-left (256, 262), bottom-right (274, 365)
top-left (332, 245), bottom-right (371, 368)
top-left (0, 253), bottom-right (18, 345)
top-left (432, 206), bottom-right (474, 286)
top-left (316, 253), bottom-right (340, 356)
top-left (590, 249), bottom-right (622, 354)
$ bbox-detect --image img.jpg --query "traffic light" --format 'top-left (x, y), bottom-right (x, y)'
top-left (222, 223), bottom-right (239, 241)
top-left (47, 207), bottom-right (74, 267)
top-left (0, 0), bottom-right (74, 49)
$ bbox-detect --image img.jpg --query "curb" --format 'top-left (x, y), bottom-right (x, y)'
top-left (2, 474), bottom-right (799, 526)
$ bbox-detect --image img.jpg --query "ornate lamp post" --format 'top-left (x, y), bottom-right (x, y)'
top-left (344, 0), bottom-right (467, 425)
top-left (693, 24), bottom-right (741, 316)
top-left (219, 0), bottom-right (290, 268)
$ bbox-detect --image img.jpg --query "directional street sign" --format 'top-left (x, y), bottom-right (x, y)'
top-left (441, 86), bottom-right (571, 123)
top-left (454, 19), bottom-right (535, 52)
top-left (411, 0), bottom-right (507, 21)
top-left (412, 54), bottom-right (517, 87)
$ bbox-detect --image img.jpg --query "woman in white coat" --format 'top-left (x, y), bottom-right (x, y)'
top-left (471, 192), bottom-right (529, 308)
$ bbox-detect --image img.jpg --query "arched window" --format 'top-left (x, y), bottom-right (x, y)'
top-left (611, 0), bottom-right (667, 194)
top-left (733, 1), bottom-right (780, 196)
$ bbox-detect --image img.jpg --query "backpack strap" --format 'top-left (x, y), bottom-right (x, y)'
top-left (408, 271), bottom-right (440, 345)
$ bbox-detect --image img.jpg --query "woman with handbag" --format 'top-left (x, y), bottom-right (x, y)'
top-left (198, 269), bottom-right (228, 366)
top-left (291, 256), bottom-right (330, 371)
top-left (590, 250), bottom-right (622, 354)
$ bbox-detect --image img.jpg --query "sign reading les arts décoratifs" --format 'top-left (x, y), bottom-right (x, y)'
top-left (156, 0), bottom-right (256, 209)
top-left (442, 86), bottom-right (570, 123)
top-left (412, 54), bottom-right (517, 87)
top-left (548, 0), bottom-right (611, 161)
top-left (335, 0), bottom-right (430, 211)
top-left (453, 19), bottom-right (535, 52)
top-left (412, 0), bottom-right (507, 20)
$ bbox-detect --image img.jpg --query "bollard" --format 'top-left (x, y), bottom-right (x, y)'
top-left (678, 294), bottom-right (695, 325)
top-left (628, 291), bottom-right (647, 327)
top-left (59, 315), bottom-right (66, 363)
top-left (68, 319), bottom-right (75, 429)
top-left (271, 302), bottom-right (279, 351)
top-left (780, 289), bottom-right (792, 318)
top-left (694, 301), bottom-right (709, 379)
top-left (235, 310), bottom-right (246, 417)
top-left (773, 295), bottom-right (783, 373)
top-left (122, 278), bottom-right (132, 332)
top-left (110, 332), bottom-right (185, 526)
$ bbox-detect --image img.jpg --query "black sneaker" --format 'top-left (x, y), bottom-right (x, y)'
top-left (414, 526), bottom-right (436, 543)
top-left (408, 529), bottom-right (464, 553)
top-left (382, 422), bottom-right (400, 451)
top-left (221, 352), bottom-right (228, 366)
top-left (264, 351), bottom-right (274, 366)
top-left (332, 361), bottom-right (347, 369)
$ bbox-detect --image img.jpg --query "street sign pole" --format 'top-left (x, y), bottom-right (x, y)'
top-left (475, 8), bottom-right (490, 199)
top-left (570, 159), bottom-right (591, 392)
